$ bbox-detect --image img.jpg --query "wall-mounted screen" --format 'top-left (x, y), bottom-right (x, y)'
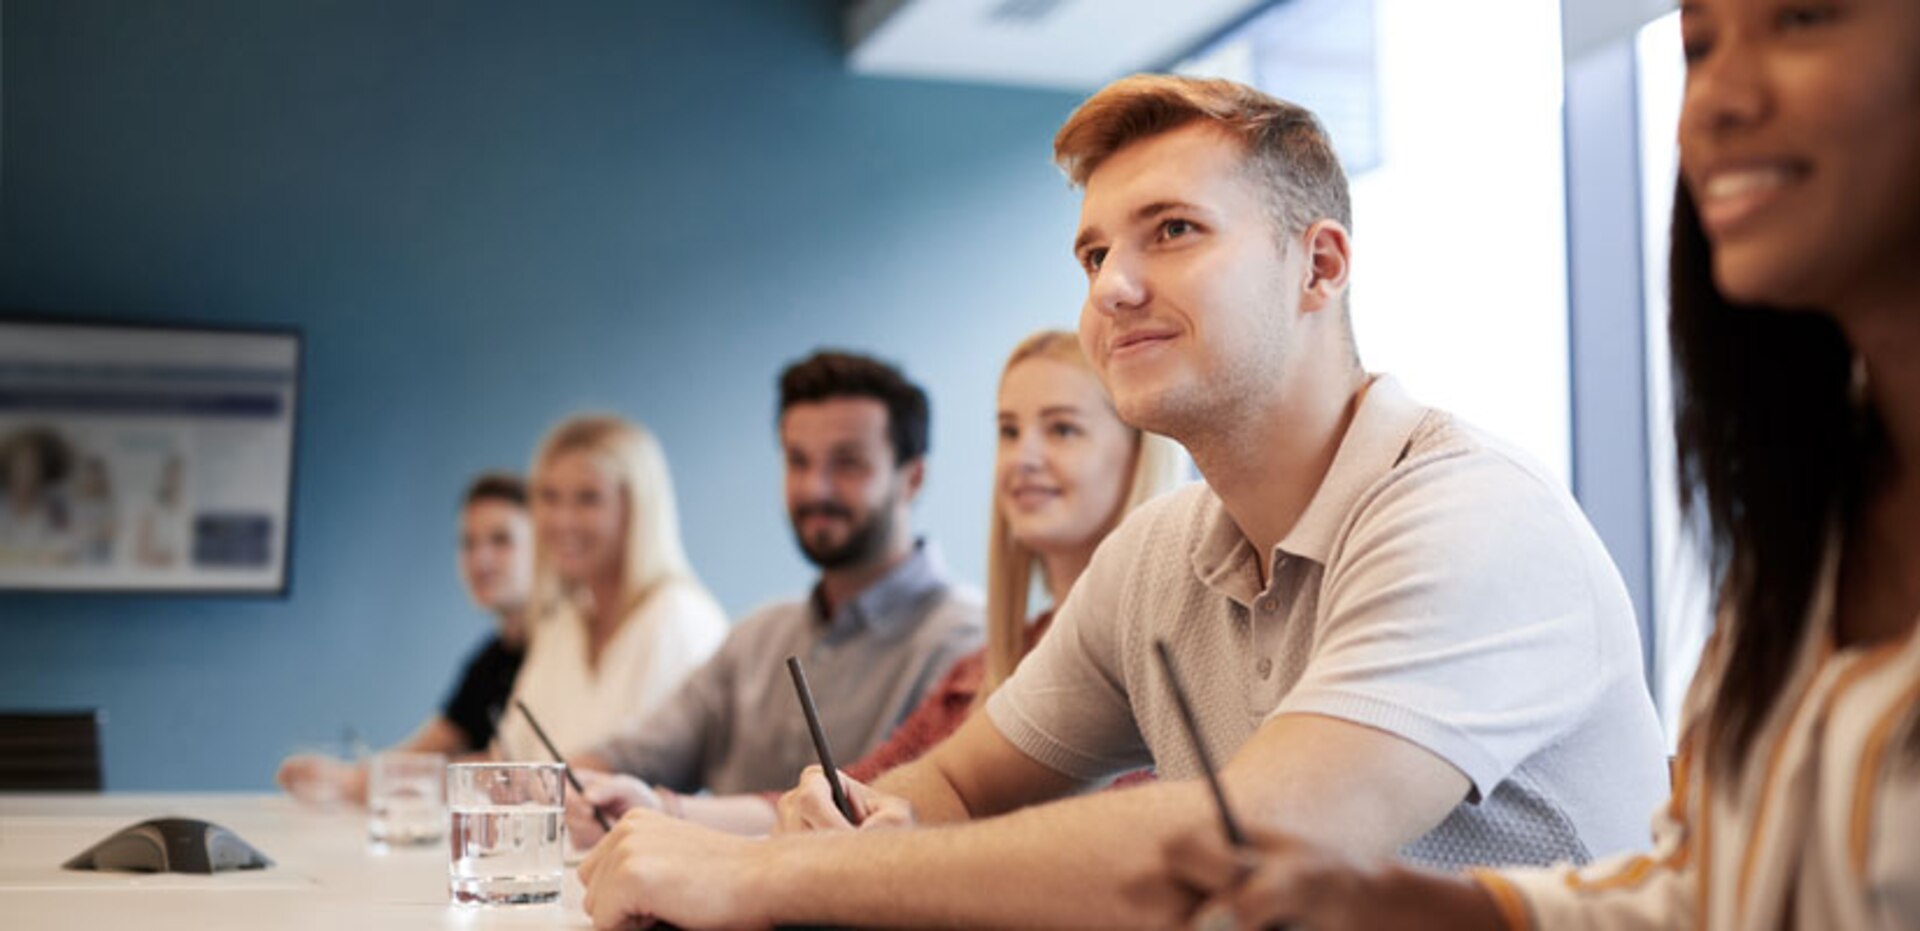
top-left (0, 317), bottom-right (301, 594)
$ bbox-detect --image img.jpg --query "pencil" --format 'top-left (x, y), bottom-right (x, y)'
top-left (1152, 639), bottom-right (1246, 846)
top-left (786, 656), bottom-right (857, 824)
top-left (511, 699), bottom-right (613, 832)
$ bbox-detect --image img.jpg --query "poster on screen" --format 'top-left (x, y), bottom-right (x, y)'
top-left (0, 318), bottom-right (300, 594)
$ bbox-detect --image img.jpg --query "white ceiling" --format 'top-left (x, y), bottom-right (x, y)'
top-left (845, 0), bottom-right (1270, 91)
top-left (844, 0), bottom-right (1677, 91)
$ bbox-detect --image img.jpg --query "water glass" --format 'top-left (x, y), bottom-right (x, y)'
top-left (446, 761), bottom-right (566, 906)
top-left (368, 751), bottom-right (447, 849)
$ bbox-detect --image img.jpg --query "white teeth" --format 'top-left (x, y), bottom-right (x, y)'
top-left (1704, 167), bottom-right (1795, 201)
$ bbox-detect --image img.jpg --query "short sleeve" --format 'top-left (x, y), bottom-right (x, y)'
top-left (985, 506), bottom-right (1159, 781)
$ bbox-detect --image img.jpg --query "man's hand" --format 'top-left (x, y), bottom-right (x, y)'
top-left (774, 766), bottom-right (914, 834)
top-left (1162, 823), bottom-right (1504, 931)
top-left (567, 770), bottom-right (662, 850)
top-left (275, 754), bottom-right (366, 806)
top-left (578, 809), bottom-right (774, 930)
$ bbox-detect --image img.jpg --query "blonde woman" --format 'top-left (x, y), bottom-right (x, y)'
top-left (570, 331), bottom-right (1183, 838)
top-left (771, 329), bottom-right (1185, 829)
top-left (497, 415), bottom-right (726, 759)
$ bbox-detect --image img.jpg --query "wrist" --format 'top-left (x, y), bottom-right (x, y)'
top-left (739, 834), bottom-right (804, 927)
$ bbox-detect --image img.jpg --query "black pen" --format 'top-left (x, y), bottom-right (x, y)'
top-left (1156, 641), bottom-right (1295, 930)
top-left (786, 655), bottom-right (857, 824)
top-left (1152, 639), bottom-right (1246, 846)
top-left (511, 699), bottom-right (613, 832)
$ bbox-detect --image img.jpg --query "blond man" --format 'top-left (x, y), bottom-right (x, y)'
top-left (578, 75), bottom-right (1666, 930)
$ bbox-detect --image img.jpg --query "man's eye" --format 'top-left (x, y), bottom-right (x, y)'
top-left (1158, 218), bottom-right (1194, 240)
top-left (998, 424), bottom-right (1019, 442)
top-left (1048, 422), bottom-right (1082, 438)
top-left (1776, 3), bottom-right (1838, 30)
top-left (1081, 248), bottom-right (1107, 272)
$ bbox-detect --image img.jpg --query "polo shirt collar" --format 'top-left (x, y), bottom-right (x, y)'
top-left (810, 538), bottom-right (949, 639)
top-left (1277, 374), bottom-right (1427, 566)
top-left (1190, 374), bottom-right (1427, 603)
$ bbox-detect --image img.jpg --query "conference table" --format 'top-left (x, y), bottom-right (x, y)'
top-left (0, 793), bottom-right (593, 929)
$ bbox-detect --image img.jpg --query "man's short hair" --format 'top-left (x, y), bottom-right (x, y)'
top-left (778, 350), bottom-right (931, 465)
top-left (462, 471), bottom-right (527, 510)
top-left (1053, 74), bottom-right (1351, 235)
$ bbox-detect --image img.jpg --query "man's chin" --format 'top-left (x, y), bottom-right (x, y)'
top-left (1113, 390), bottom-right (1185, 436)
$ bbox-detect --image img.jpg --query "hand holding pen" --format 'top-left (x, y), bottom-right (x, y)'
top-left (777, 656), bottom-right (916, 833)
top-left (511, 699), bottom-right (614, 833)
top-left (1154, 640), bottom-right (1295, 931)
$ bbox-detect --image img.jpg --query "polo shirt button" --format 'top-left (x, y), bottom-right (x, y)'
top-left (1256, 657), bottom-right (1273, 679)
top-left (1259, 597), bottom-right (1278, 613)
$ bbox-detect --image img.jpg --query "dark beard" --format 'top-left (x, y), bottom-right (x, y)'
top-left (791, 501), bottom-right (894, 570)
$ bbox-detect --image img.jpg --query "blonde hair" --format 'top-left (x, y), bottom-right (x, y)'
top-left (1053, 73), bottom-right (1351, 235)
top-left (980, 331), bottom-right (1186, 696)
top-left (529, 414), bottom-right (699, 621)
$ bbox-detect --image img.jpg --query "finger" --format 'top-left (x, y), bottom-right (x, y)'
top-left (579, 826), bottom-right (614, 884)
top-left (1226, 858), bottom-right (1317, 930)
top-left (857, 797), bottom-right (913, 831)
top-left (810, 799), bottom-right (855, 831)
top-left (571, 816), bottom-right (605, 849)
top-left (1163, 828), bottom-right (1253, 894)
top-left (787, 777), bottom-right (852, 832)
top-left (1188, 901), bottom-right (1243, 931)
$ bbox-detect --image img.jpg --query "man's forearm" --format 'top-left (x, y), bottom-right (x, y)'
top-left (755, 780), bottom-right (1213, 929)
top-left (679, 794), bottom-right (778, 836)
top-left (872, 756), bottom-right (975, 824)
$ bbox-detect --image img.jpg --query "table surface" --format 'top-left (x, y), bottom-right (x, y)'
top-left (0, 793), bottom-right (594, 929)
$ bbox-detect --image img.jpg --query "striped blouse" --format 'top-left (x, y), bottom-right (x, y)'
top-left (1475, 546), bottom-right (1920, 929)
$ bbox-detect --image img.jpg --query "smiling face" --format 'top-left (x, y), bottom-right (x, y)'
top-left (532, 449), bottom-right (628, 586)
top-left (1679, 0), bottom-right (1920, 309)
top-left (995, 356), bottom-right (1137, 558)
top-left (1073, 122), bottom-right (1314, 440)
top-left (781, 397), bottom-right (918, 571)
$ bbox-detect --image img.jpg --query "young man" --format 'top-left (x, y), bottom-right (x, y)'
top-left (564, 350), bottom-right (983, 840)
top-left (578, 76), bottom-right (1667, 929)
top-left (277, 472), bottom-right (534, 802)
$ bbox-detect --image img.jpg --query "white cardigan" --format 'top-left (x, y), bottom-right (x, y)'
top-left (497, 579), bottom-right (727, 760)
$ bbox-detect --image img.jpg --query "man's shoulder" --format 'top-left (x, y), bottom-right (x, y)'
top-left (1355, 407), bottom-right (1586, 532)
top-left (1395, 408), bottom-right (1561, 488)
top-left (725, 595), bottom-right (810, 635)
top-left (1340, 406), bottom-right (1621, 602)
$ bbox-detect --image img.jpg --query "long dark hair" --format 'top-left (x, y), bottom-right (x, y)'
top-left (1668, 181), bottom-right (1882, 767)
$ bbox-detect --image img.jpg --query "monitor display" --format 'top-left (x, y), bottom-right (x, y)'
top-left (0, 317), bottom-right (301, 594)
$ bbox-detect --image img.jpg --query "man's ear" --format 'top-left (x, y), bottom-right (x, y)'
top-left (899, 457), bottom-right (927, 501)
top-left (1299, 219), bottom-right (1352, 315)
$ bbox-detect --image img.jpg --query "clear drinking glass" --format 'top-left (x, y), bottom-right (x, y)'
top-left (446, 761), bottom-right (566, 906)
top-left (367, 751), bottom-right (447, 849)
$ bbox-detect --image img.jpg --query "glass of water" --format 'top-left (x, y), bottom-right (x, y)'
top-left (446, 761), bottom-right (566, 905)
top-left (367, 751), bottom-right (447, 850)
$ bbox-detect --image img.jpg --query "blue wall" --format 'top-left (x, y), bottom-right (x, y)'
top-left (0, 0), bottom-right (1088, 789)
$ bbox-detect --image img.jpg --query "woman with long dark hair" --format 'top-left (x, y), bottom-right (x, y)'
top-left (1160, 0), bottom-right (1920, 926)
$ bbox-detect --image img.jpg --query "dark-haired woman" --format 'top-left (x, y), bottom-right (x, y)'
top-left (1160, 0), bottom-right (1920, 927)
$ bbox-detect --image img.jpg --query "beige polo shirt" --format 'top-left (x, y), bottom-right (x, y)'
top-left (985, 375), bottom-right (1667, 870)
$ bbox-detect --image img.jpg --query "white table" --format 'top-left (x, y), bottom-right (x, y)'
top-left (0, 793), bottom-right (592, 929)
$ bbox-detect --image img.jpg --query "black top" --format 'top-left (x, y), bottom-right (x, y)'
top-left (440, 634), bottom-right (526, 751)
